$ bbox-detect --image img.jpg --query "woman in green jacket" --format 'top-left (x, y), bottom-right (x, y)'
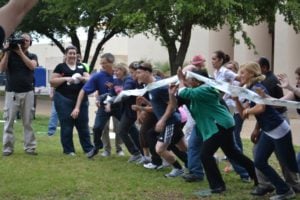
top-left (171, 68), bottom-right (257, 196)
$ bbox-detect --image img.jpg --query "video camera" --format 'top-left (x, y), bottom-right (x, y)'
top-left (7, 36), bottom-right (25, 50)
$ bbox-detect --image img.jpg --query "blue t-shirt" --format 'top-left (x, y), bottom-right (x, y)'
top-left (249, 82), bottom-right (284, 132)
top-left (83, 70), bottom-right (114, 95)
top-left (148, 85), bottom-right (181, 125)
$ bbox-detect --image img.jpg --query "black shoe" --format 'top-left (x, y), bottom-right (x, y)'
top-left (251, 185), bottom-right (275, 196)
top-left (211, 186), bottom-right (226, 193)
top-left (2, 151), bottom-right (13, 156)
top-left (86, 148), bottom-right (99, 159)
top-left (25, 151), bottom-right (38, 156)
top-left (182, 173), bottom-right (204, 182)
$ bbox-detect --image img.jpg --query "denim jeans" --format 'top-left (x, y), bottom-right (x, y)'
top-left (47, 101), bottom-right (58, 135)
top-left (228, 113), bottom-right (249, 179)
top-left (254, 131), bottom-right (298, 194)
top-left (54, 92), bottom-right (93, 154)
top-left (187, 126), bottom-right (204, 178)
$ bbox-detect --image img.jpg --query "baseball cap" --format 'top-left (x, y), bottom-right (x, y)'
top-left (191, 54), bottom-right (206, 65)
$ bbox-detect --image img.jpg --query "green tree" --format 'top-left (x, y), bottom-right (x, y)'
top-left (0, 0), bottom-right (127, 71)
top-left (115, 0), bottom-right (300, 75)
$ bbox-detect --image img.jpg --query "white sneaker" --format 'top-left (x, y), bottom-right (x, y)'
top-left (101, 151), bottom-right (111, 157)
top-left (117, 150), bottom-right (125, 156)
top-left (143, 162), bottom-right (163, 170)
top-left (164, 168), bottom-right (184, 177)
top-left (65, 152), bottom-right (76, 156)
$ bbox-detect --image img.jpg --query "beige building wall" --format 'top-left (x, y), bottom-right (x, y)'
top-left (234, 22), bottom-right (273, 66)
top-left (274, 13), bottom-right (300, 87)
top-left (127, 26), bottom-right (234, 76)
top-left (206, 25), bottom-right (233, 74)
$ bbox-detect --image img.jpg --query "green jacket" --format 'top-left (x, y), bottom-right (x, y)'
top-left (179, 84), bottom-right (234, 141)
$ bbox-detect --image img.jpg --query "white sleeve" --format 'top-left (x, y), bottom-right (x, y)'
top-left (224, 69), bottom-right (237, 82)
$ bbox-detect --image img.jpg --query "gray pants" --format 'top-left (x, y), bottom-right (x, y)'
top-left (101, 117), bottom-right (123, 153)
top-left (2, 91), bottom-right (36, 153)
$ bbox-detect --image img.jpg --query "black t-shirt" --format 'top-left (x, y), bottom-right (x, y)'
top-left (54, 62), bottom-right (88, 101)
top-left (262, 71), bottom-right (287, 113)
top-left (6, 51), bottom-right (38, 92)
top-left (0, 26), bottom-right (5, 48)
top-left (294, 92), bottom-right (300, 115)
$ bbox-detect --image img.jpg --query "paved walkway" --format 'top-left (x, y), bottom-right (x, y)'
top-left (9, 96), bottom-right (300, 146)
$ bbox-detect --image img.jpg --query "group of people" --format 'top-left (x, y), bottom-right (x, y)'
top-left (28, 45), bottom-right (299, 199)
top-left (0, 1), bottom-right (299, 198)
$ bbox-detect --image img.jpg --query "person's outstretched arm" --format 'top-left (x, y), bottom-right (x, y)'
top-left (0, 0), bottom-right (39, 39)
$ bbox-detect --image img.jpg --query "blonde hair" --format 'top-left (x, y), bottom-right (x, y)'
top-left (239, 62), bottom-right (265, 87)
top-left (114, 62), bottom-right (128, 76)
top-left (225, 60), bottom-right (239, 73)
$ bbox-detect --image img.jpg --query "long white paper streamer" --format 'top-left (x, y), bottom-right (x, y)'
top-left (113, 71), bottom-right (300, 109)
top-left (186, 71), bottom-right (300, 109)
top-left (114, 76), bottom-right (178, 103)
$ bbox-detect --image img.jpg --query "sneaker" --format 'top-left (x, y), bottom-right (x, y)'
top-left (25, 150), bottom-right (38, 156)
top-left (86, 147), bottom-right (99, 159)
top-left (116, 150), bottom-right (125, 156)
top-left (251, 185), bottom-right (275, 196)
top-left (143, 162), bottom-right (163, 170)
top-left (211, 185), bottom-right (226, 193)
top-left (65, 152), bottom-right (76, 156)
top-left (128, 153), bottom-right (142, 163)
top-left (164, 168), bottom-right (184, 178)
top-left (2, 151), bottom-right (13, 156)
top-left (269, 188), bottom-right (295, 200)
top-left (136, 156), bottom-right (151, 165)
top-left (101, 151), bottom-right (111, 157)
top-left (182, 173), bottom-right (204, 182)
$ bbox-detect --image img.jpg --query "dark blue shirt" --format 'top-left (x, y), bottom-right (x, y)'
top-left (122, 76), bottom-right (139, 119)
top-left (148, 85), bottom-right (181, 125)
top-left (249, 83), bottom-right (284, 132)
top-left (110, 75), bottom-right (138, 119)
top-left (83, 70), bottom-right (114, 95)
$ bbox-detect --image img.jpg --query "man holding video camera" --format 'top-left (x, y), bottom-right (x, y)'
top-left (0, 33), bottom-right (38, 156)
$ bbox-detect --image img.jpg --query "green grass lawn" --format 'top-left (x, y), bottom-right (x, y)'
top-left (0, 115), bottom-right (297, 200)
